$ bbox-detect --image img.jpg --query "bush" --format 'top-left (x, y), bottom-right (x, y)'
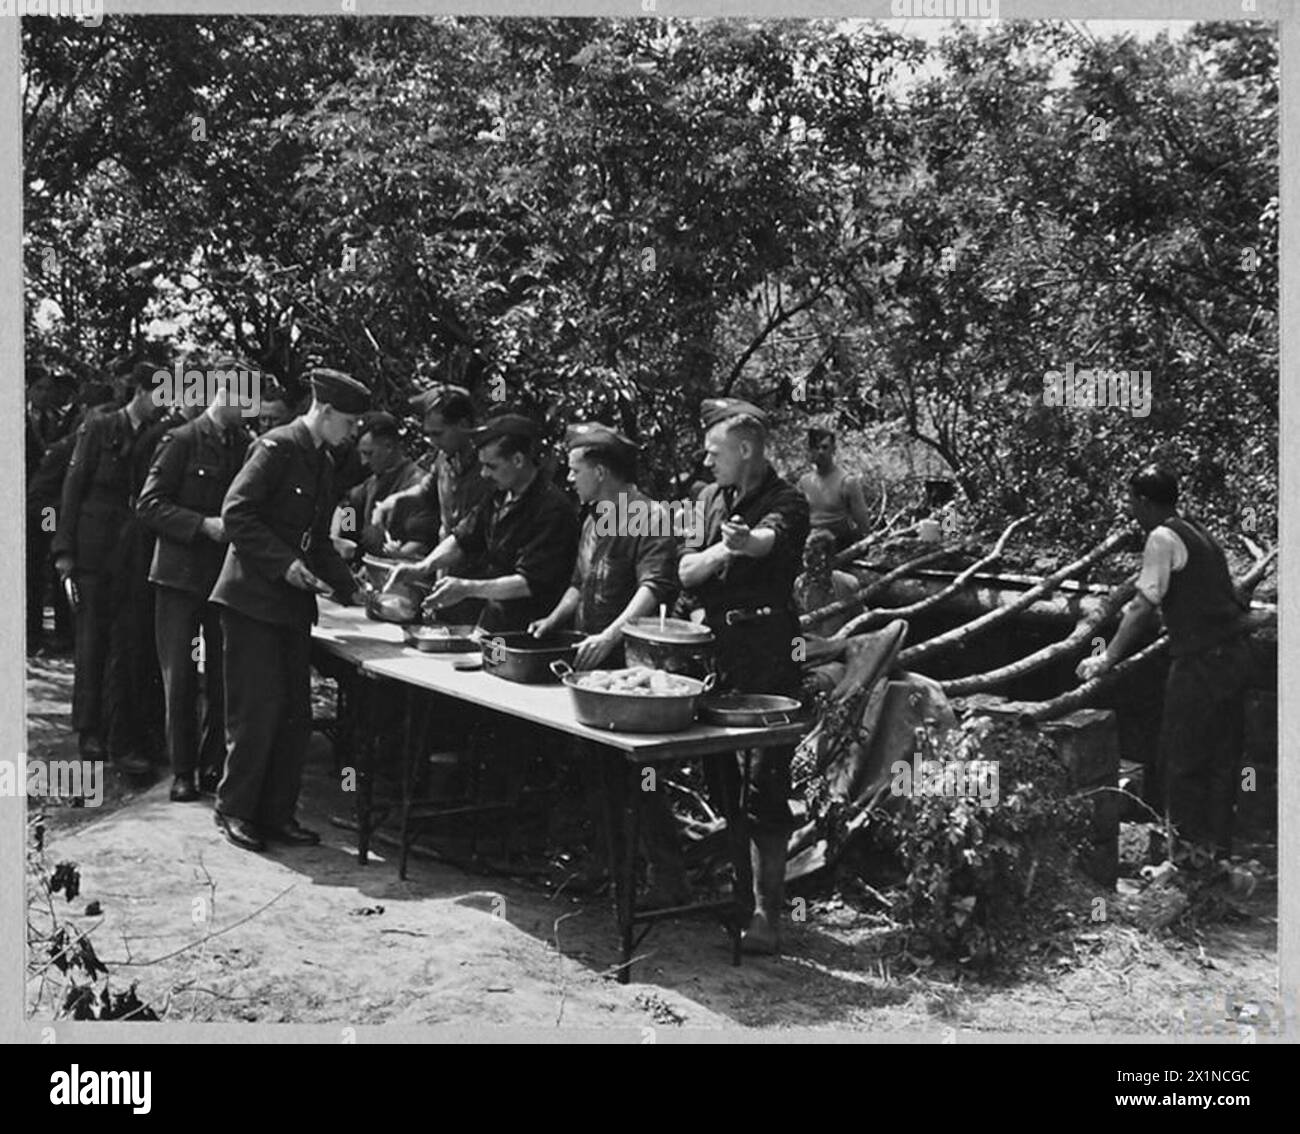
top-left (864, 716), bottom-right (1092, 968)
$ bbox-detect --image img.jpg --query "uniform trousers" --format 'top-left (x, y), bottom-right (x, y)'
top-left (216, 607), bottom-right (313, 829)
top-left (154, 585), bottom-right (226, 778)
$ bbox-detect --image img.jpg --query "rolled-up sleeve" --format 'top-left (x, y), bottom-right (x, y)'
top-left (757, 484), bottom-right (811, 565)
top-left (634, 504), bottom-right (679, 605)
top-left (512, 497), bottom-right (578, 596)
top-left (1133, 526), bottom-right (1185, 608)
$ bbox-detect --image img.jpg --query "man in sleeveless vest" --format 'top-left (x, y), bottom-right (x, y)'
top-left (1077, 465), bottom-right (1253, 860)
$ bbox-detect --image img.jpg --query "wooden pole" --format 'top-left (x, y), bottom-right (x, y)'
top-left (939, 575), bottom-right (1137, 696)
top-left (1019, 549), bottom-right (1276, 722)
top-left (831, 517), bottom-right (1031, 641)
top-left (799, 544), bottom-right (958, 632)
top-left (898, 528), bottom-right (1130, 668)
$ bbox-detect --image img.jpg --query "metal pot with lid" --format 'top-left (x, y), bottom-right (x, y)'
top-left (622, 617), bottom-right (716, 680)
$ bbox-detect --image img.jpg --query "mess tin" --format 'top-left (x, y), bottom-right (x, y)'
top-left (401, 623), bottom-right (482, 653)
top-left (361, 554), bottom-right (430, 624)
top-left (622, 617), bottom-right (716, 679)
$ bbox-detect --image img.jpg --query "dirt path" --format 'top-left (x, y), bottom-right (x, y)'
top-left (26, 654), bottom-right (1279, 1035)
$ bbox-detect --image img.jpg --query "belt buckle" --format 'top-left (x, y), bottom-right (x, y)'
top-left (725, 609), bottom-right (745, 627)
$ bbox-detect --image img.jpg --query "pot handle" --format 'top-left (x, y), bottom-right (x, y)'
top-left (761, 711), bottom-right (791, 726)
top-left (550, 659), bottom-right (574, 679)
top-left (701, 672), bottom-right (716, 692)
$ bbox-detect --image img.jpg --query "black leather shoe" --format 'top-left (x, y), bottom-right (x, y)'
top-left (263, 820), bottom-right (321, 846)
top-left (214, 811), bottom-right (265, 852)
top-left (170, 775), bottom-right (199, 802)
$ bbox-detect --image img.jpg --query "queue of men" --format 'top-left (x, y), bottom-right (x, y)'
top-left (33, 351), bottom-right (1258, 955)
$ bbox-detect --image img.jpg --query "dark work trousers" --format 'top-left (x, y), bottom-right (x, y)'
top-left (26, 515), bottom-right (69, 642)
top-left (103, 525), bottom-right (166, 763)
top-left (70, 569), bottom-right (114, 737)
top-left (217, 606), bottom-right (313, 829)
top-left (154, 585), bottom-right (226, 779)
top-left (715, 610), bottom-right (802, 835)
top-left (1157, 633), bottom-right (1254, 855)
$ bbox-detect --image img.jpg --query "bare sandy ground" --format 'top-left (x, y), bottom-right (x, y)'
top-left (26, 652), bottom-right (1280, 1037)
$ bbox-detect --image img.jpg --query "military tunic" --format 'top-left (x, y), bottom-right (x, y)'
top-left (210, 419), bottom-right (360, 828)
top-left (137, 413), bottom-right (251, 779)
top-left (52, 407), bottom-right (158, 750)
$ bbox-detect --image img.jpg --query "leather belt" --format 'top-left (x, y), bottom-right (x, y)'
top-left (724, 605), bottom-right (776, 627)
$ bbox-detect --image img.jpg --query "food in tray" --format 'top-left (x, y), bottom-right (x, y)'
top-left (572, 666), bottom-right (696, 696)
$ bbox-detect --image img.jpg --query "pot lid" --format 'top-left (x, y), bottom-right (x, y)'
top-left (625, 617), bottom-right (715, 644)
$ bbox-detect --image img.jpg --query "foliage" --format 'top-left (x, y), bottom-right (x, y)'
top-left (23, 17), bottom-right (1276, 538)
top-left (864, 717), bottom-right (1092, 968)
top-left (27, 809), bottom-right (159, 1021)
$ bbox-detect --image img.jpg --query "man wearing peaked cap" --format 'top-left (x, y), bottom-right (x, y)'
top-left (680, 394), bottom-right (809, 956)
top-left (699, 397), bottom-right (769, 431)
top-left (467, 412), bottom-right (539, 446)
top-left (208, 367), bottom-right (370, 852)
top-left (529, 420), bottom-right (687, 904)
top-left (392, 409), bottom-right (577, 634)
top-left (310, 367), bottom-right (370, 414)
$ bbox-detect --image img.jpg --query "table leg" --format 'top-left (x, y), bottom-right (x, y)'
top-left (597, 751), bottom-right (633, 983)
top-left (399, 686), bottom-right (418, 881)
top-left (704, 750), bottom-right (751, 968)
top-left (618, 761), bottom-right (643, 983)
top-left (355, 675), bottom-right (376, 866)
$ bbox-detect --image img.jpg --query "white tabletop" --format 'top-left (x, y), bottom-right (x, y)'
top-left (312, 602), bottom-right (807, 759)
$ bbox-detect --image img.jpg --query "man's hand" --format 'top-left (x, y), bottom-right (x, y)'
top-left (284, 558), bottom-right (331, 593)
top-left (721, 515), bottom-right (752, 554)
top-left (1075, 654), bottom-right (1110, 683)
top-left (381, 537), bottom-right (406, 557)
top-left (575, 631), bottom-right (618, 670)
top-left (422, 575), bottom-right (473, 613)
top-left (390, 560), bottom-right (430, 587)
top-left (54, 554), bottom-right (75, 579)
top-left (527, 616), bottom-right (555, 638)
top-left (200, 516), bottom-right (227, 542)
top-left (371, 496), bottom-right (396, 532)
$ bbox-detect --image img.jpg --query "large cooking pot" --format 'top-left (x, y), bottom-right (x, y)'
top-left (551, 661), bottom-right (715, 733)
top-left (622, 617), bottom-right (716, 679)
top-left (481, 631), bottom-right (583, 683)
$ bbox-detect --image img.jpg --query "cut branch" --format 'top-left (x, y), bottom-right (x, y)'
top-left (899, 528), bottom-right (1130, 668)
top-left (1020, 551), bottom-right (1276, 722)
top-left (940, 574), bottom-right (1137, 696)
top-left (799, 544), bottom-right (959, 632)
top-left (832, 517), bottom-right (1031, 641)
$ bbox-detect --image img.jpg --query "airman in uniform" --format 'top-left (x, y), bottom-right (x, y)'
top-left (209, 368), bottom-right (370, 852)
